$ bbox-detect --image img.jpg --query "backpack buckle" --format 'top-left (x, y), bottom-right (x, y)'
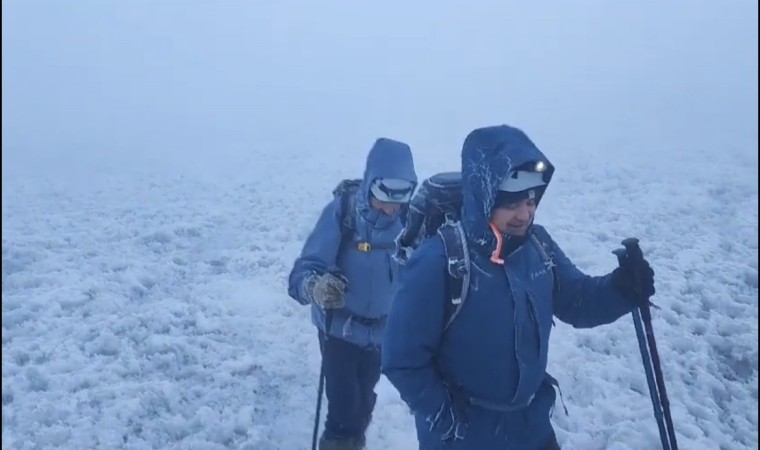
top-left (447, 257), bottom-right (467, 279)
top-left (357, 242), bottom-right (371, 252)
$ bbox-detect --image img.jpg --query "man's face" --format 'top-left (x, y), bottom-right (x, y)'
top-left (490, 198), bottom-right (537, 236)
top-left (370, 196), bottom-right (403, 216)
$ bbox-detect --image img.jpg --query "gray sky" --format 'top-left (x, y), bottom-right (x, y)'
top-left (2, 1), bottom-right (757, 177)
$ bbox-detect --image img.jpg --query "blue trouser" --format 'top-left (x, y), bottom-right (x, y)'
top-left (319, 331), bottom-right (381, 441)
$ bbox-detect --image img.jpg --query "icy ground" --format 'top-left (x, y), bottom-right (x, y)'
top-left (2, 135), bottom-right (757, 449)
top-left (2, 0), bottom-right (758, 447)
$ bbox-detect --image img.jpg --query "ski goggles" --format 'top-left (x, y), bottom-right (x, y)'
top-left (371, 179), bottom-right (416, 203)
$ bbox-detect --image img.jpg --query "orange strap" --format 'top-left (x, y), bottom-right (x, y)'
top-left (488, 222), bottom-right (505, 265)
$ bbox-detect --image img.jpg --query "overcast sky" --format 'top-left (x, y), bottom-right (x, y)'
top-left (3, 1), bottom-right (757, 177)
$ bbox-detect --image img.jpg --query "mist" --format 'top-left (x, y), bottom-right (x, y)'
top-left (3, 0), bottom-right (757, 180)
top-left (3, 3), bottom-right (758, 449)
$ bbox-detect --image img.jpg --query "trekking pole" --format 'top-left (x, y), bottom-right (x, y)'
top-left (312, 310), bottom-right (334, 450)
top-left (620, 238), bottom-right (678, 450)
top-left (613, 248), bottom-right (669, 449)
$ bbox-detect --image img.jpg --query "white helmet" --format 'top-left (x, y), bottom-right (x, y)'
top-left (498, 170), bottom-right (546, 193)
top-left (370, 178), bottom-right (415, 203)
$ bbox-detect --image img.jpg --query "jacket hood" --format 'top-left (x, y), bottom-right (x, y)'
top-left (460, 125), bottom-right (554, 255)
top-left (357, 138), bottom-right (417, 227)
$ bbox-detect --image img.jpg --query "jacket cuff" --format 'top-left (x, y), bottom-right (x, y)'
top-left (299, 274), bottom-right (317, 305)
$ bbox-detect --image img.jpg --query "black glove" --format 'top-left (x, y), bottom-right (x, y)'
top-left (611, 257), bottom-right (655, 307)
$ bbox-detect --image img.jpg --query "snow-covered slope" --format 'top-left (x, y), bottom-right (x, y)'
top-left (3, 1), bottom-right (757, 449)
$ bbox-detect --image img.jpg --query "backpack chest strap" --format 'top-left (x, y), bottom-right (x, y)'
top-left (355, 241), bottom-right (396, 252)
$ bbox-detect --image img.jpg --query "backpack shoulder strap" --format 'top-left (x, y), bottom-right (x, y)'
top-left (340, 189), bottom-right (357, 235)
top-left (333, 179), bottom-right (362, 242)
top-left (334, 179), bottom-right (393, 252)
top-left (437, 219), bottom-right (471, 331)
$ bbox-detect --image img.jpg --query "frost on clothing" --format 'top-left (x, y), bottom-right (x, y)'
top-left (381, 125), bottom-right (638, 449)
top-left (288, 138), bottom-right (417, 348)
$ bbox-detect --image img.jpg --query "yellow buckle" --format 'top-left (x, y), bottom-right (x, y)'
top-left (357, 242), bottom-right (371, 252)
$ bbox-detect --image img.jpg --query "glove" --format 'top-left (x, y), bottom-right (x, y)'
top-left (611, 257), bottom-right (655, 307)
top-left (305, 273), bottom-right (348, 309)
top-left (426, 386), bottom-right (470, 442)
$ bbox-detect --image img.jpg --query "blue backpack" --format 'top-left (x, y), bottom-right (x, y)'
top-left (394, 172), bottom-right (558, 331)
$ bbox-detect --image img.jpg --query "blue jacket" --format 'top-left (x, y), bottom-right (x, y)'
top-left (288, 138), bottom-right (417, 348)
top-left (381, 125), bottom-right (637, 449)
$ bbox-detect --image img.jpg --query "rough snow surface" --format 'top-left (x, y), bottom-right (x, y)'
top-left (3, 1), bottom-right (757, 449)
top-left (3, 140), bottom-right (757, 449)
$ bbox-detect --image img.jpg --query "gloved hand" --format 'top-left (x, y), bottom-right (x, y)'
top-left (611, 257), bottom-right (655, 307)
top-left (305, 273), bottom-right (348, 309)
top-left (426, 386), bottom-right (470, 442)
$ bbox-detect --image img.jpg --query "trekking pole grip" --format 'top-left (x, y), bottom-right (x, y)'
top-left (612, 248), bottom-right (627, 267)
top-left (621, 237), bottom-right (651, 307)
top-left (621, 237), bottom-right (644, 264)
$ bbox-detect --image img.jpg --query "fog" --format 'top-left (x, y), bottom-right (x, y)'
top-left (3, 1), bottom-right (757, 179)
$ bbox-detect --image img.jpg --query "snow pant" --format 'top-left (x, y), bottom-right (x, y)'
top-left (319, 330), bottom-right (381, 442)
